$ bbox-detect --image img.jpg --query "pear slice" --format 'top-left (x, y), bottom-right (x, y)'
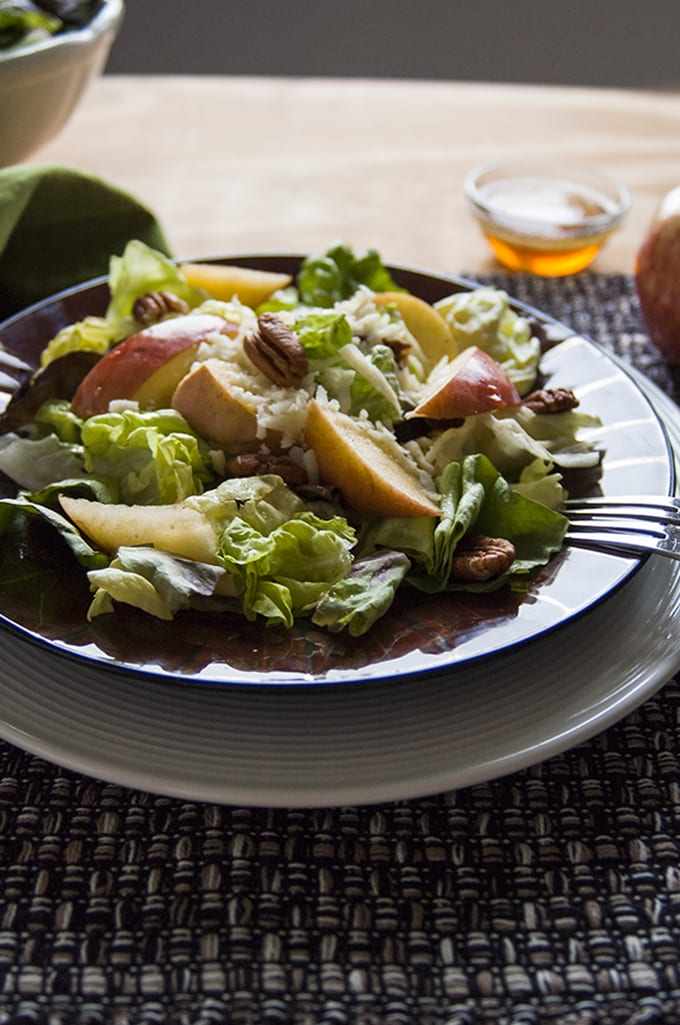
top-left (59, 495), bottom-right (218, 564)
top-left (180, 262), bottom-right (292, 307)
top-left (172, 358), bottom-right (261, 451)
top-left (374, 291), bottom-right (456, 366)
top-left (306, 400), bottom-right (440, 519)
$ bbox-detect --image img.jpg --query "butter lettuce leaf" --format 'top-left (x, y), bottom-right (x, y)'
top-left (35, 398), bottom-right (84, 444)
top-left (41, 240), bottom-right (206, 367)
top-left (87, 546), bottom-right (228, 621)
top-left (81, 408), bottom-right (213, 505)
top-left (345, 343), bottom-right (401, 421)
top-left (0, 432), bottom-right (85, 491)
top-left (40, 315), bottom-right (116, 368)
top-left (0, 4), bottom-right (60, 49)
top-left (186, 474), bottom-right (307, 535)
top-left (297, 244), bottom-right (403, 307)
top-left (0, 492), bottom-right (108, 569)
top-left (294, 311), bottom-right (402, 421)
top-left (407, 454), bottom-right (568, 592)
top-left (216, 509), bottom-right (356, 629)
top-left (427, 405), bottom-right (600, 504)
top-left (106, 240), bottom-right (206, 331)
top-left (312, 549), bottom-right (411, 637)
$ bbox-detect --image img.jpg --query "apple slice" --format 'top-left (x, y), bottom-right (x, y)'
top-left (374, 291), bottom-right (456, 365)
top-left (179, 262), bottom-right (292, 307)
top-left (171, 358), bottom-right (262, 452)
top-left (71, 314), bottom-right (236, 419)
top-left (59, 494), bottom-right (219, 563)
top-left (306, 400), bottom-right (440, 518)
top-left (410, 346), bottom-right (521, 420)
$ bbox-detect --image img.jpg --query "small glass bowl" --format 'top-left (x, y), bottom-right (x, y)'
top-left (464, 160), bottom-right (630, 276)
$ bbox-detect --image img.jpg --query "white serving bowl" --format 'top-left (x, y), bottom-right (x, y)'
top-left (0, 0), bottom-right (124, 168)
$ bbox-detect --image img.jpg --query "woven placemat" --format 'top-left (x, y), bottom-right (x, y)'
top-left (0, 272), bottom-right (678, 1025)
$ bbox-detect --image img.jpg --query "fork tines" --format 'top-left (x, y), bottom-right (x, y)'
top-left (563, 494), bottom-right (680, 561)
top-left (564, 495), bottom-right (680, 527)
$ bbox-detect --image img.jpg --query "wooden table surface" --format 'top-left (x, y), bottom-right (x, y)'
top-left (33, 75), bottom-right (680, 277)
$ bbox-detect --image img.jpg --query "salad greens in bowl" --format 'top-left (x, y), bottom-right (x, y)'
top-left (0, 243), bottom-right (666, 686)
top-left (0, 0), bottom-right (124, 166)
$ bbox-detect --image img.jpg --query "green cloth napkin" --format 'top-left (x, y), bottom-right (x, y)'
top-left (0, 164), bottom-right (172, 321)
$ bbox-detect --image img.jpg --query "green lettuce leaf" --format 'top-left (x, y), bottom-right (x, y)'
top-left (512, 458), bottom-right (567, 508)
top-left (0, 432), bottom-right (86, 491)
top-left (106, 240), bottom-right (206, 333)
top-left (39, 315), bottom-right (117, 368)
top-left (495, 405), bottom-right (602, 470)
top-left (256, 286), bottom-right (301, 314)
top-left (0, 3), bottom-right (60, 49)
top-left (0, 493), bottom-right (108, 569)
top-left (293, 310), bottom-right (402, 421)
top-left (41, 240), bottom-right (206, 367)
top-left (409, 453), bottom-right (568, 591)
top-left (32, 476), bottom-right (117, 506)
top-left (81, 408), bottom-right (213, 505)
top-left (312, 549), bottom-right (411, 637)
top-left (216, 510), bottom-right (356, 629)
top-left (297, 244), bottom-right (403, 307)
top-left (34, 398), bottom-right (83, 444)
top-left (356, 514), bottom-right (435, 566)
top-left (427, 405), bottom-right (600, 500)
top-left (294, 310), bottom-right (353, 360)
top-left (186, 474), bottom-right (308, 535)
top-left (427, 410), bottom-right (552, 482)
top-left (87, 546), bottom-right (229, 621)
top-left (456, 455), bottom-right (568, 572)
top-left (345, 343), bottom-right (401, 420)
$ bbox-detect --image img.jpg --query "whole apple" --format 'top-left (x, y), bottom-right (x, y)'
top-left (635, 185), bottom-right (680, 365)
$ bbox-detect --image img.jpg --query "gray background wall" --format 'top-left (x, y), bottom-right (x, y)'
top-left (105, 0), bottom-right (680, 90)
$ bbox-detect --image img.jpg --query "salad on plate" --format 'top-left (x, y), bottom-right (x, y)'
top-left (0, 243), bottom-right (602, 637)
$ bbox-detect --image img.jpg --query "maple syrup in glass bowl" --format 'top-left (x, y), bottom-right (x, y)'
top-left (464, 161), bottom-right (630, 276)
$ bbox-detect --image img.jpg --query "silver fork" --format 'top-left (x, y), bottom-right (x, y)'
top-left (563, 495), bottom-right (680, 561)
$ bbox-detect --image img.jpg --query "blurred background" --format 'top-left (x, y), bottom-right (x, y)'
top-left (106, 0), bottom-right (680, 90)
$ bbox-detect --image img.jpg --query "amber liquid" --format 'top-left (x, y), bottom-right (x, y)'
top-left (477, 177), bottom-right (615, 276)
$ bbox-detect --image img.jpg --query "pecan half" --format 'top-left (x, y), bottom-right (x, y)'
top-left (225, 452), bottom-right (308, 487)
top-left (523, 387), bottom-right (579, 414)
top-left (243, 313), bottom-right (309, 387)
top-left (451, 533), bottom-right (516, 582)
top-left (132, 290), bottom-right (190, 327)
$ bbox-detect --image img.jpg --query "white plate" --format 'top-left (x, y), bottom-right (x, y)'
top-left (0, 367), bottom-right (677, 807)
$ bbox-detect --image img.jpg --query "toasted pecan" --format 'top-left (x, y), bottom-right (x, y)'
top-left (451, 533), bottom-right (516, 582)
top-left (132, 290), bottom-right (191, 327)
top-left (523, 387), bottom-right (579, 414)
top-left (243, 313), bottom-right (309, 387)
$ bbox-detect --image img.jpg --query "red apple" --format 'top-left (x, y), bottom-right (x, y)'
top-left (636, 185), bottom-right (680, 365)
top-left (71, 314), bottom-right (238, 418)
top-left (409, 346), bottom-right (521, 420)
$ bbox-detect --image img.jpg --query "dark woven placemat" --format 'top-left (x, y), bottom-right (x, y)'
top-left (0, 273), bottom-right (679, 1025)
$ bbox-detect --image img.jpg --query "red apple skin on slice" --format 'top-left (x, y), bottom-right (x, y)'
top-left (71, 314), bottom-right (237, 419)
top-left (306, 400), bottom-right (440, 519)
top-left (410, 346), bottom-right (521, 420)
